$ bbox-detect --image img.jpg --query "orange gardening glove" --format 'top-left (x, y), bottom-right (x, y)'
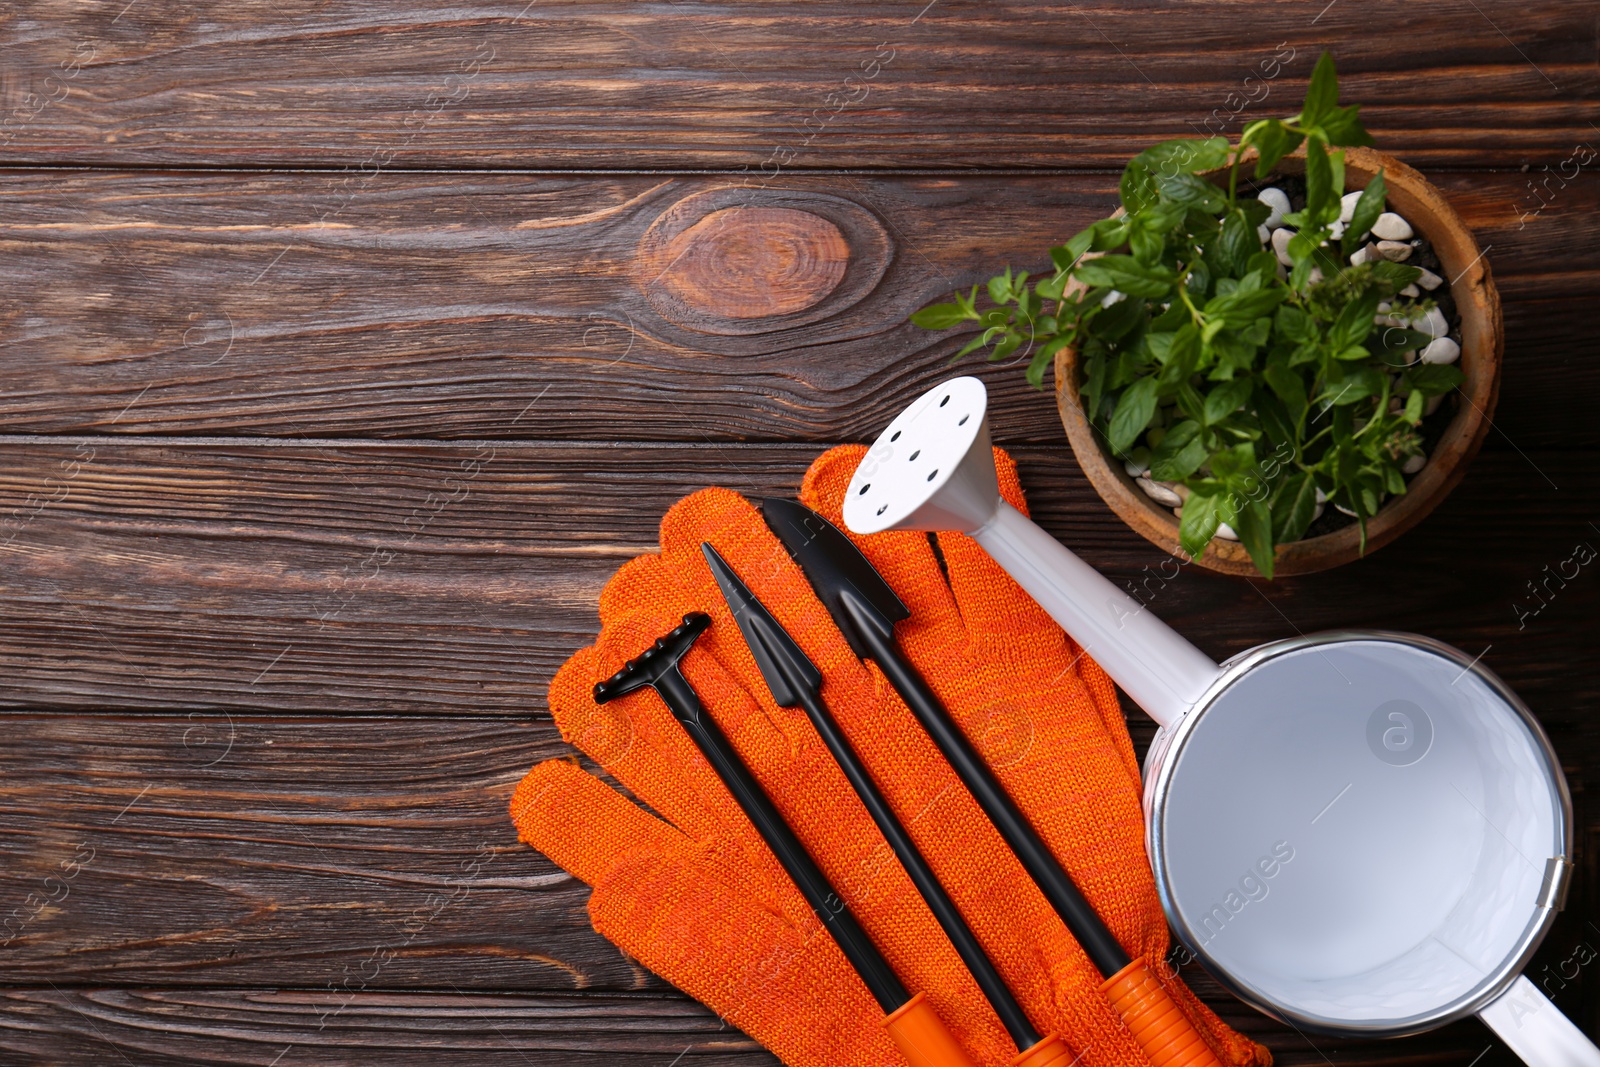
top-left (510, 445), bottom-right (1271, 1067)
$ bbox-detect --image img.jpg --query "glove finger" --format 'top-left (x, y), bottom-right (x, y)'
top-left (588, 848), bottom-right (906, 1067)
top-left (510, 758), bottom-right (688, 888)
top-left (549, 627), bottom-right (769, 851)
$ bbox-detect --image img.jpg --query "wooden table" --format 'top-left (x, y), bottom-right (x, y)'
top-left (0, 4), bottom-right (1595, 1064)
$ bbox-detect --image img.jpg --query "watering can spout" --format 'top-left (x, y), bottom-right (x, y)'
top-left (843, 376), bottom-right (1221, 728)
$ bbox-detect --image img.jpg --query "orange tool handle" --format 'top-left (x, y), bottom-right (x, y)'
top-left (883, 992), bottom-right (982, 1067)
top-left (1101, 958), bottom-right (1225, 1067)
top-left (1013, 1033), bottom-right (1076, 1067)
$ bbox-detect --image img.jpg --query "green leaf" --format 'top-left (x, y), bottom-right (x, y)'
top-left (1205, 283), bottom-right (1287, 328)
top-left (1330, 291), bottom-right (1382, 351)
top-left (1405, 363), bottom-right (1465, 396)
top-left (1320, 364), bottom-right (1385, 406)
top-left (1129, 221), bottom-right (1166, 265)
top-left (911, 301), bottom-right (974, 330)
top-left (1255, 389), bottom-right (1297, 450)
top-left (1137, 137), bottom-right (1231, 177)
top-left (1108, 376), bottom-right (1161, 453)
top-left (1250, 121), bottom-right (1306, 180)
top-left (1073, 255), bottom-right (1176, 299)
top-left (987, 268), bottom-right (1016, 305)
top-left (1289, 257), bottom-right (1315, 291)
top-left (1344, 169), bottom-right (1387, 247)
top-left (1232, 497), bottom-right (1277, 579)
top-left (1271, 471), bottom-right (1319, 544)
top-left (1321, 104), bottom-right (1375, 148)
top-left (1150, 419), bottom-right (1209, 480)
top-left (953, 334), bottom-right (990, 360)
top-left (1203, 378), bottom-right (1254, 424)
top-left (1120, 158), bottom-right (1157, 214)
top-left (1024, 335), bottom-right (1074, 389)
top-left (1370, 325), bottom-right (1435, 362)
top-left (1208, 440), bottom-right (1257, 483)
top-left (1368, 260), bottom-right (1422, 290)
top-left (1263, 361), bottom-right (1308, 420)
top-left (1299, 51), bottom-right (1340, 132)
top-left (1274, 305), bottom-right (1318, 345)
top-left (1303, 136), bottom-right (1334, 225)
top-left (1053, 218), bottom-right (1126, 270)
top-left (1218, 210), bottom-right (1258, 276)
top-left (1404, 388), bottom-right (1424, 423)
top-left (1156, 172), bottom-right (1227, 213)
top-left (1178, 490), bottom-right (1222, 560)
top-left (1156, 323), bottom-right (1202, 385)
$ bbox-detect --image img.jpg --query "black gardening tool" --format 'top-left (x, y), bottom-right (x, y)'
top-left (761, 498), bottom-right (1131, 975)
top-left (703, 543), bottom-right (1071, 1067)
top-left (593, 612), bottom-right (981, 1067)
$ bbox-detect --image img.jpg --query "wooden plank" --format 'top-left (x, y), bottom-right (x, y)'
top-left (0, 987), bottom-right (1539, 1067)
top-left (0, 715), bottom-right (634, 989)
top-left (0, 170), bottom-right (1595, 443)
top-left (0, 989), bottom-right (773, 1066)
top-left (0, 2), bottom-right (1595, 170)
top-left (0, 711), bottom-right (1593, 1037)
top-left (0, 441), bottom-right (1595, 735)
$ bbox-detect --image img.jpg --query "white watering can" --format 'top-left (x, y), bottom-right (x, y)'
top-left (842, 376), bottom-right (1595, 1066)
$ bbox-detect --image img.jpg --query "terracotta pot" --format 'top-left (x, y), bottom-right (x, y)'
top-left (1052, 146), bottom-right (1502, 577)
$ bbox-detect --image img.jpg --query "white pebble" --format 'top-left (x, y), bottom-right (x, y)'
top-left (1124, 456), bottom-right (1150, 478)
top-left (1402, 454), bottom-right (1427, 474)
top-left (1329, 220), bottom-right (1347, 241)
top-left (1138, 479), bottom-right (1182, 507)
top-left (1101, 290), bottom-right (1126, 308)
top-left (1308, 267), bottom-right (1324, 285)
top-left (1271, 227), bottom-right (1295, 267)
top-left (1315, 487), bottom-right (1329, 505)
top-left (1335, 502), bottom-right (1359, 517)
top-left (1340, 190), bottom-right (1363, 223)
top-left (1312, 501), bottom-right (1326, 523)
top-left (1371, 212), bottom-right (1414, 240)
top-left (1401, 283), bottom-right (1420, 298)
top-left (1416, 267), bottom-right (1444, 291)
top-left (1349, 245), bottom-right (1372, 266)
top-left (1215, 522), bottom-right (1240, 542)
top-left (1420, 336), bottom-right (1460, 364)
top-left (1425, 393), bottom-right (1445, 416)
top-left (1415, 306), bottom-right (1449, 339)
top-left (1376, 240), bottom-right (1413, 262)
top-left (1257, 224), bottom-right (1271, 244)
top-left (1258, 187), bottom-right (1291, 229)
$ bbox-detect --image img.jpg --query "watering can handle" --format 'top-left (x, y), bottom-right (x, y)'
top-left (1479, 976), bottom-right (1600, 1067)
top-left (971, 500), bottom-right (1222, 728)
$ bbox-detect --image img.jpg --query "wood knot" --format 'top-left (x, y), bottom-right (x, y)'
top-left (650, 207), bottom-right (848, 320)
top-left (636, 188), bottom-right (892, 336)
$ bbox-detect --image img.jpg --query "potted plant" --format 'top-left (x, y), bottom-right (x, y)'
top-left (911, 54), bottom-right (1501, 578)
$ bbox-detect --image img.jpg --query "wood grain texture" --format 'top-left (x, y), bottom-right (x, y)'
top-left (0, 711), bottom-right (1593, 1055)
top-left (0, 989), bottom-right (772, 1066)
top-left (0, 715), bottom-right (628, 989)
top-left (0, 170), bottom-right (1595, 443)
top-left (0, 441), bottom-right (1594, 730)
top-left (0, 1), bottom-right (1595, 170)
top-left (0, 987), bottom-right (1544, 1067)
